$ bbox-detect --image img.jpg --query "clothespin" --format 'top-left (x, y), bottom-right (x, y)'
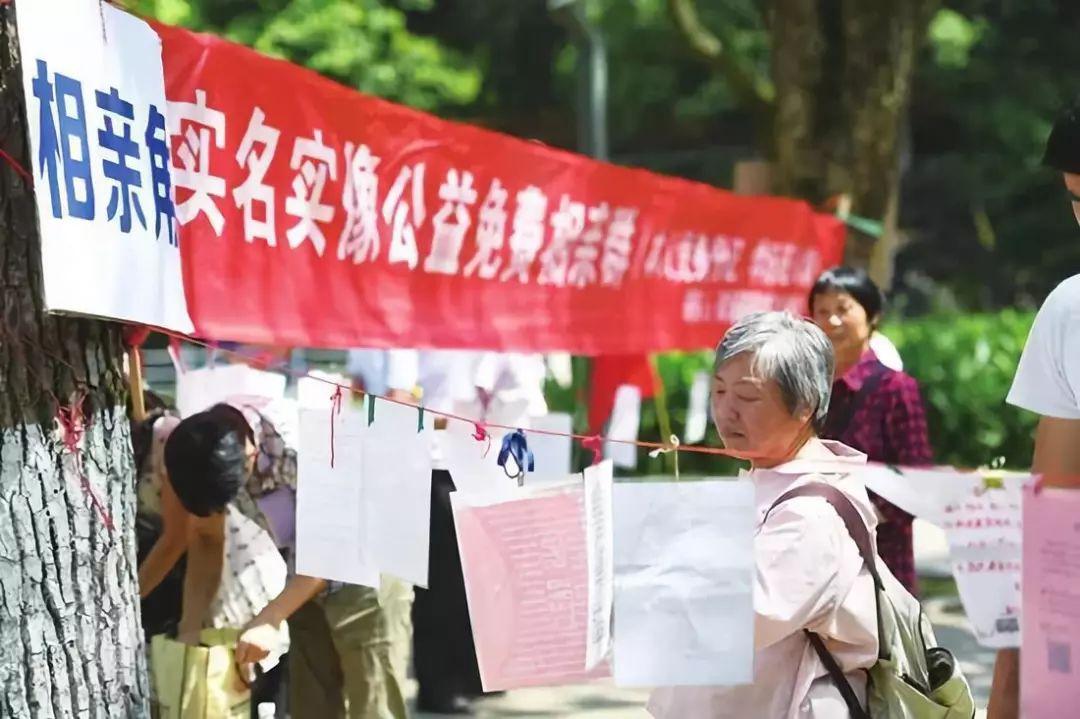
top-left (498, 429), bottom-right (534, 487)
top-left (417, 405), bottom-right (425, 433)
top-left (367, 394), bottom-right (376, 426)
top-left (581, 435), bottom-right (603, 466)
top-left (649, 435), bottom-right (682, 481)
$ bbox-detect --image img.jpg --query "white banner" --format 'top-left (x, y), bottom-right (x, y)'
top-left (16, 0), bottom-right (193, 332)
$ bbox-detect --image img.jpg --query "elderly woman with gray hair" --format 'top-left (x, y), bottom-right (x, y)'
top-left (649, 311), bottom-right (884, 718)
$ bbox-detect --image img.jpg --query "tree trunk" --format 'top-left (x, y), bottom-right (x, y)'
top-left (769, 0), bottom-right (938, 288)
top-left (0, 7), bottom-right (149, 717)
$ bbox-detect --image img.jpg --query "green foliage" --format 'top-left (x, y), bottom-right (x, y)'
top-left (130, 0), bottom-right (481, 112)
top-left (927, 9), bottom-right (986, 69)
top-left (883, 310), bottom-right (1038, 469)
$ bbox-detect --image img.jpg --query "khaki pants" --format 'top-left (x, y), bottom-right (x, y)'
top-left (288, 580), bottom-right (413, 719)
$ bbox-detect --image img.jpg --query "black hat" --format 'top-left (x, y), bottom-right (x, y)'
top-left (1043, 97), bottom-right (1080, 174)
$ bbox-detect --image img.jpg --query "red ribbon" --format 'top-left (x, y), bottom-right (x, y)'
top-left (0, 146), bottom-right (32, 184)
top-left (123, 324), bottom-right (151, 348)
top-left (581, 435), bottom-right (603, 466)
top-left (329, 386), bottom-right (344, 468)
top-left (473, 422), bottom-right (492, 458)
top-left (56, 393), bottom-right (114, 531)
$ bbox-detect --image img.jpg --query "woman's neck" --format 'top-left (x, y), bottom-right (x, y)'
top-left (835, 341), bottom-right (870, 379)
top-left (751, 429), bottom-right (821, 470)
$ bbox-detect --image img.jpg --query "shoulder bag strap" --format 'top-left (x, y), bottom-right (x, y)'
top-left (765, 482), bottom-right (885, 719)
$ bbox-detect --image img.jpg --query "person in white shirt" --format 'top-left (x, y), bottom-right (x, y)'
top-left (650, 311), bottom-right (883, 718)
top-left (988, 98), bottom-right (1080, 719)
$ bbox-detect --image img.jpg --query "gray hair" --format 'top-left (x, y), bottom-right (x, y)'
top-left (713, 311), bottom-right (835, 433)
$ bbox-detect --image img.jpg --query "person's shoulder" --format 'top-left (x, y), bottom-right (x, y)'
top-left (1040, 274), bottom-right (1080, 318)
top-left (880, 367), bottom-right (920, 392)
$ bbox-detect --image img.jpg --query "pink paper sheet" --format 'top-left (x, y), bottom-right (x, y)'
top-left (452, 484), bottom-right (611, 691)
top-left (1021, 485), bottom-right (1080, 715)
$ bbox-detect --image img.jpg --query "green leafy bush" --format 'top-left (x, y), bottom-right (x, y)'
top-left (883, 309), bottom-right (1038, 469)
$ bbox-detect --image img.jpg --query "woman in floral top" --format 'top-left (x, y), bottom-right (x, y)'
top-left (810, 267), bottom-right (934, 595)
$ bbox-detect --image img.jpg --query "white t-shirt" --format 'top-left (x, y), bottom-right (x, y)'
top-left (1007, 274), bottom-right (1080, 420)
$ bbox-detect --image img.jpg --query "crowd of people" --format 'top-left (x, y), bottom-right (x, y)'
top-left (131, 99), bottom-right (1080, 718)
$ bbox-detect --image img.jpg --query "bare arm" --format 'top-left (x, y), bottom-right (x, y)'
top-left (234, 575), bottom-right (328, 666)
top-left (988, 416), bottom-right (1080, 719)
top-left (137, 478), bottom-right (190, 598)
top-left (177, 514), bottom-right (226, 644)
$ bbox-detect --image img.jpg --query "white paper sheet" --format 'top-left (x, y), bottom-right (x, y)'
top-left (441, 419), bottom-right (516, 498)
top-left (297, 371), bottom-right (348, 408)
top-left (942, 480), bottom-right (1026, 648)
top-left (685, 371), bottom-right (710, 444)
top-left (528, 413), bottom-right (574, 484)
top-left (176, 364), bottom-right (287, 418)
top-left (15, 0), bottom-right (193, 332)
top-left (605, 385), bottom-right (641, 469)
top-left (363, 400), bottom-right (432, 587)
top-left (613, 479), bottom-right (755, 687)
top-left (584, 461), bottom-right (614, 670)
top-left (295, 408), bottom-right (378, 588)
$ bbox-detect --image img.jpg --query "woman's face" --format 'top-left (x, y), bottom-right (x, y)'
top-left (711, 353), bottom-right (813, 463)
top-left (811, 290), bottom-right (873, 358)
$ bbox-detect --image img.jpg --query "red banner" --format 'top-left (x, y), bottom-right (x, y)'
top-left (155, 22), bottom-right (845, 354)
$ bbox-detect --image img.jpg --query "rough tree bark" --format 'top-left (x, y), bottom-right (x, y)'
top-left (0, 6), bottom-right (149, 717)
top-left (670, 0), bottom-right (940, 288)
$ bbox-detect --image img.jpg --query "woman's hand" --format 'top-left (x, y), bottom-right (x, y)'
top-left (234, 621), bottom-right (279, 666)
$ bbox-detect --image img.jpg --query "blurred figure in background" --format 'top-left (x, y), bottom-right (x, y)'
top-left (810, 266), bottom-right (933, 595)
top-left (236, 350), bottom-right (417, 719)
top-left (411, 349), bottom-right (484, 715)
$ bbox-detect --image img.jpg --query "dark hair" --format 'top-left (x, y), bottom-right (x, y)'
top-left (1044, 97), bottom-right (1080, 175)
top-left (163, 407), bottom-right (252, 516)
top-left (808, 266), bottom-right (885, 325)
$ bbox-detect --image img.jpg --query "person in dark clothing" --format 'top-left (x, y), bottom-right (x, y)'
top-left (412, 468), bottom-right (483, 715)
top-left (810, 267), bottom-right (934, 595)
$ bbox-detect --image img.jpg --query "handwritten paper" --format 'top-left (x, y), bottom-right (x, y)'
top-left (605, 385), bottom-right (641, 469)
top-left (584, 461), bottom-right (614, 670)
top-left (613, 479), bottom-right (755, 688)
top-left (942, 482), bottom-right (1024, 648)
top-left (452, 483), bottom-right (610, 691)
top-left (1022, 486), bottom-right (1080, 716)
top-left (295, 408), bottom-right (378, 588)
top-left (685, 371), bottom-right (710, 444)
top-left (363, 401), bottom-right (432, 587)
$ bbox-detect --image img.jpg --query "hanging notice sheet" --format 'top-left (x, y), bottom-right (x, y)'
top-left (15, 1), bottom-right (193, 332)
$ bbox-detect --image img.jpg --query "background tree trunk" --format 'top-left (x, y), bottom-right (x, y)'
top-left (670, 0), bottom-right (939, 289)
top-left (0, 6), bottom-right (149, 717)
top-left (770, 0), bottom-right (939, 288)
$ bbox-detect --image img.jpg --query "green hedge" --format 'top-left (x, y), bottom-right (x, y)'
top-left (550, 309), bottom-right (1040, 476)
top-left (883, 309), bottom-right (1038, 469)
